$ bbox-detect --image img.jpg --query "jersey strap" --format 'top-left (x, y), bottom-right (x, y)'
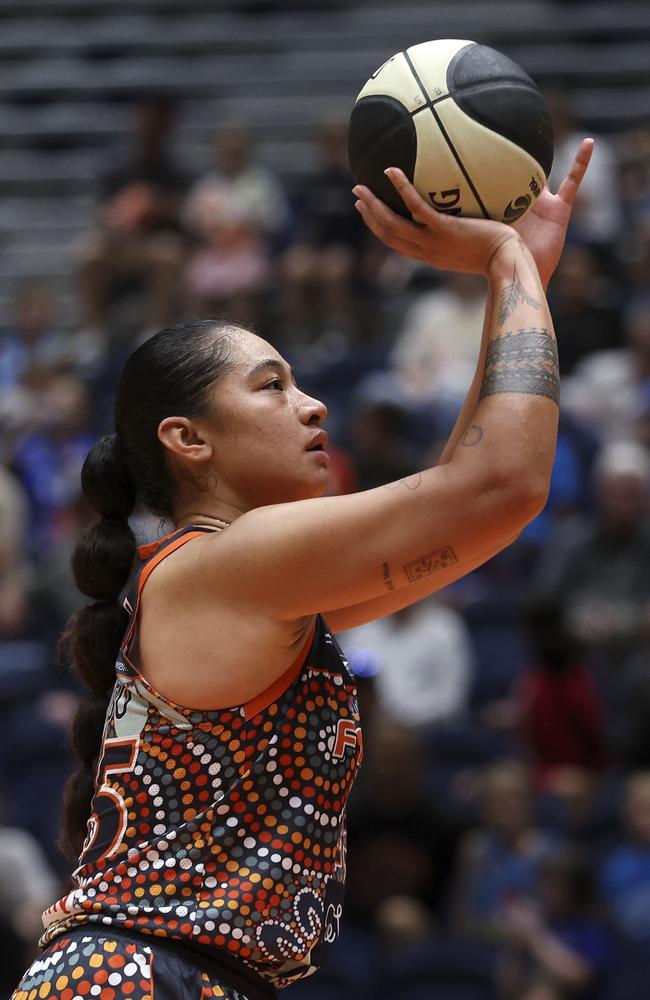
top-left (116, 525), bottom-right (217, 680)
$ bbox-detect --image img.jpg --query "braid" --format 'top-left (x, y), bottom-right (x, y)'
top-left (59, 321), bottom-right (238, 861)
top-left (59, 434), bottom-right (136, 861)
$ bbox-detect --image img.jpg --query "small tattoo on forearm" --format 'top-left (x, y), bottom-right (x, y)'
top-left (385, 472), bottom-right (423, 491)
top-left (461, 425), bottom-right (483, 447)
top-left (497, 263), bottom-right (541, 327)
top-left (404, 546), bottom-right (458, 582)
top-left (480, 328), bottom-right (560, 405)
top-left (382, 561), bottom-right (394, 591)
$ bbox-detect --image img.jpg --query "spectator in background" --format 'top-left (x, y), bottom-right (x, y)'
top-left (185, 125), bottom-right (289, 253)
top-left (341, 596), bottom-right (474, 730)
top-left (516, 599), bottom-right (609, 797)
top-left (280, 119), bottom-right (369, 342)
top-left (548, 244), bottom-right (623, 376)
top-left (78, 97), bottom-right (188, 337)
top-left (601, 772), bottom-right (650, 945)
top-left (0, 283), bottom-right (106, 389)
top-left (388, 272), bottom-right (485, 415)
top-left (0, 283), bottom-right (65, 390)
top-left (183, 180), bottom-right (271, 326)
top-left (562, 294), bottom-right (650, 441)
top-left (347, 399), bottom-right (420, 492)
top-left (529, 440), bottom-right (650, 758)
top-left (11, 374), bottom-right (93, 553)
top-left (346, 719), bottom-right (458, 926)
top-left (450, 761), bottom-right (559, 940)
top-left (499, 849), bottom-right (614, 1000)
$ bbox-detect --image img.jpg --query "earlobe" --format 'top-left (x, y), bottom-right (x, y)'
top-left (157, 417), bottom-right (214, 463)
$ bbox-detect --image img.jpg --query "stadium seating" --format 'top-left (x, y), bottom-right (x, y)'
top-left (0, 0), bottom-right (647, 321)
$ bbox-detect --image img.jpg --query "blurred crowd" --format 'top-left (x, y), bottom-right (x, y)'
top-left (0, 93), bottom-right (649, 1000)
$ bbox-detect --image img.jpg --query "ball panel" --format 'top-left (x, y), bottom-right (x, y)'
top-left (355, 51), bottom-right (427, 113)
top-left (405, 39), bottom-right (474, 102)
top-left (435, 98), bottom-right (546, 222)
top-left (348, 95), bottom-right (417, 217)
top-left (412, 109), bottom-right (487, 219)
top-left (447, 43), bottom-right (553, 176)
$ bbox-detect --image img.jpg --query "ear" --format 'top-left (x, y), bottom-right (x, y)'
top-left (157, 416), bottom-right (213, 464)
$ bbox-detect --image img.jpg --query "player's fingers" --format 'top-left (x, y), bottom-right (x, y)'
top-left (556, 138), bottom-right (594, 207)
top-left (384, 167), bottom-right (448, 231)
top-left (352, 182), bottom-right (429, 244)
top-left (354, 201), bottom-right (426, 255)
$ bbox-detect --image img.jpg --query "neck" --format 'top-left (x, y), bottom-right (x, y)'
top-left (174, 500), bottom-right (245, 531)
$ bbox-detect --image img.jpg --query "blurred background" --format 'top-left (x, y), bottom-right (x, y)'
top-left (0, 0), bottom-right (649, 997)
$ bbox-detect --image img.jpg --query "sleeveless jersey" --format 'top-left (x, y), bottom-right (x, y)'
top-left (42, 525), bottom-right (363, 989)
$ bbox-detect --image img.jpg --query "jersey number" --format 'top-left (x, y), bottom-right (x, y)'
top-left (78, 736), bottom-right (139, 868)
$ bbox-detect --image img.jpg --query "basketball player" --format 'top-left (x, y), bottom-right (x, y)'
top-left (13, 141), bottom-right (592, 1000)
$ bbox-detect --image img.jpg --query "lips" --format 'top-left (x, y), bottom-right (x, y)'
top-left (306, 430), bottom-right (329, 452)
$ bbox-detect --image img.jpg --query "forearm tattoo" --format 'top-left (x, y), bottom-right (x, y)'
top-left (480, 328), bottom-right (560, 405)
top-left (497, 263), bottom-right (542, 327)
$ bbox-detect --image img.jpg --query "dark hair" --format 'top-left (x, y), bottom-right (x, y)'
top-left (60, 320), bottom-right (238, 860)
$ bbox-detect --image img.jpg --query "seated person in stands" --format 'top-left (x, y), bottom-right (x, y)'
top-left (183, 181), bottom-right (271, 327)
top-left (280, 119), bottom-right (371, 341)
top-left (11, 373), bottom-right (94, 553)
top-left (601, 771), bottom-right (650, 945)
top-left (505, 598), bottom-right (609, 806)
top-left (528, 440), bottom-right (650, 760)
top-left (346, 719), bottom-right (458, 928)
top-left (498, 848), bottom-right (614, 1000)
top-left (184, 124), bottom-right (289, 252)
top-left (450, 760), bottom-right (559, 939)
top-left (78, 97), bottom-right (188, 336)
top-left (0, 283), bottom-right (65, 389)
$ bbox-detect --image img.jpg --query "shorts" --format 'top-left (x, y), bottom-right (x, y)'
top-left (12, 925), bottom-right (279, 1000)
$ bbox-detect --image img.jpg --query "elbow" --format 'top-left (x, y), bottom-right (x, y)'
top-left (483, 463), bottom-right (550, 531)
top-left (505, 471), bottom-right (551, 525)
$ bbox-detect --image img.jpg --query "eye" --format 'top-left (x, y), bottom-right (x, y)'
top-left (264, 377), bottom-right (284, 391)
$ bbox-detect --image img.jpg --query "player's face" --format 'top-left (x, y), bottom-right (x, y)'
top-left (204, 331), bottom-right (330, 508)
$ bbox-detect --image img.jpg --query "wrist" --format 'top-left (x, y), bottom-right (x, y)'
top-left (486, 233), bottom-right (529, 281)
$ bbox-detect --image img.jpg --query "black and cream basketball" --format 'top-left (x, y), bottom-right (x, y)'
top-left (348, 39), bottom-right (553, 224)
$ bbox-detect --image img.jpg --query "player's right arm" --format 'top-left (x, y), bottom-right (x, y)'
top-left (204, 196), bottom-right (559, 620)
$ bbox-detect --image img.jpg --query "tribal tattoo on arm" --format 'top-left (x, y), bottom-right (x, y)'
top-left (497, 263), bottom-right (542, 327)
top-left (480, 328), bottom-right (560, 405)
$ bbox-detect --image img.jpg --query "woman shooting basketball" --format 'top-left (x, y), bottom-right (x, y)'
top-left (13, 140), bottom-right (592, 1000)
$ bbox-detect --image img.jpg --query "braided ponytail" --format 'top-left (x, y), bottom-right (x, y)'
top-left (59, 320), bottom-right (239, 862)
top-left (60, 434), bottom-right (136, 860)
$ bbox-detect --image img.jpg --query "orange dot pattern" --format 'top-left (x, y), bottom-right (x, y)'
top-left (40, 576), bottom-right (362, 993)
top-left (12, 932), bottom-right (239, 1000)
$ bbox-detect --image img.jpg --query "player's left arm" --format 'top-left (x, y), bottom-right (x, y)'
top-left (325, 529), bottom-right (520, 632)
top-left (326, 141), bottom-right (594, 635)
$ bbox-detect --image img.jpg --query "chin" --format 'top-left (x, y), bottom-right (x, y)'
top-left (291, 472), bottom-right (332, 502)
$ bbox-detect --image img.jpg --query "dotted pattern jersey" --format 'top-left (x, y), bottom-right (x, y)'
top-left (42, 526), bottom-right (363, 990)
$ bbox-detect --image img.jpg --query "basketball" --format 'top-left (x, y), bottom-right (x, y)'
top-left (348, 39), bottom-right (554, 224)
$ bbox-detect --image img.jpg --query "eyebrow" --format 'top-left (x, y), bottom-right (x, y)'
top-left (247, 358), bottom-right (296, 383)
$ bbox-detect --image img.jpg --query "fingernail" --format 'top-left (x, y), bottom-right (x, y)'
top-left (354, 202), bottom-right (362, 211)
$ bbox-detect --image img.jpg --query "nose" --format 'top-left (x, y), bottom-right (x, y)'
top-left (298, 389), bottom-right (328, 425)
